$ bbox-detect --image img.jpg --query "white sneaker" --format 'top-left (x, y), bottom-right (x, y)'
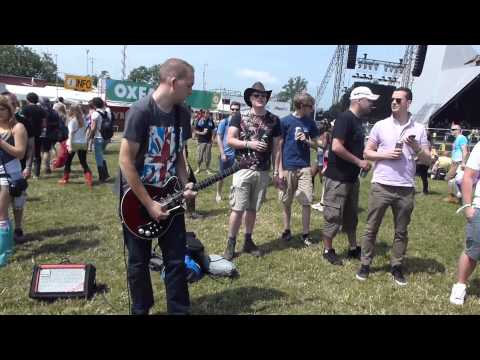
top-left (449, 283), bottom-right (467, 305)
top-left (215, 194), bottom-right (222, 203)
top-left (311, 202), bottom-right (323, 211)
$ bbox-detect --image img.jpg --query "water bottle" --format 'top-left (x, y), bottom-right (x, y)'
top-left (261, 132), bottom-right (269, 143)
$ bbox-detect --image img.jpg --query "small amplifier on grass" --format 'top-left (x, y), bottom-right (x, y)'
top-left (29, 263), bottom-right (96, 300)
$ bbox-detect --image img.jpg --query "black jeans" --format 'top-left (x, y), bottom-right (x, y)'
top-left (123, 214), bottom-right (190, 315)
top-left (33, 136), bottom-right (53, 176)
top-left (64, 150), bottom-right (90, 173)
top-left (416, 164), bottom-right (429, 194)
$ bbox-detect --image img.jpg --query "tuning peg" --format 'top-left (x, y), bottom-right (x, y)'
top-left (138, 228), bottom-right (145, 235)
top-left (145, 230), bottom-right (151, 237)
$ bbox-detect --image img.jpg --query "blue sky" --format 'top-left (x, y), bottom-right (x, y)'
top-left (27, 45), bottom-right (480, 109)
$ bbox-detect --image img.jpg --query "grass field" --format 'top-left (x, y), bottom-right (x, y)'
top-left (0, 138), bottom-right (477, 315)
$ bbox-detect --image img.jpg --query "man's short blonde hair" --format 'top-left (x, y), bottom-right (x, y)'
top-left (158, 58), bottom-right (194, 83)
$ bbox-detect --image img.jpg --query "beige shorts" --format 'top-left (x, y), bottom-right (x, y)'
top-left (229, 169), bottom-right (270, 212)
top-left (278, 167), bottom-right (313, 206)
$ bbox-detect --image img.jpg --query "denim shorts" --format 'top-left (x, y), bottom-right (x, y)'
top-left (219, 155), bottom-right (235, 173)
top-left (465, 208), bottom-right (480, 261)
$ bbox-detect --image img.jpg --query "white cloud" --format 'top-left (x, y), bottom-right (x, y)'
top-left (235, 68), bottom-right (279, 84)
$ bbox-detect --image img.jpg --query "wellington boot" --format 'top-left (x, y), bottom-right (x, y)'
top-left (0, 225), bottom-right (13, 267)
top-left (84, 171), bottom-right (93, 188)
top-left (58, 172), bottom-right (70, 185)
top-left (103, 160), bottom-right (110, 180)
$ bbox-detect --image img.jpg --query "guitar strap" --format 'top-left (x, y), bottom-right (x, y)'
top-left (173, 104), bottom-right (181, 158)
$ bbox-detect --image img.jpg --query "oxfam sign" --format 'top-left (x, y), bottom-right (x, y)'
top-left (106, 79), bottom-right (155, 103)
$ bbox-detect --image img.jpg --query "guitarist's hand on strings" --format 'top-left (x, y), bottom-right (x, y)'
top-left (146, 200), bottom-right (170, 221)
top-left (183, 182), bottom-right (197, 200)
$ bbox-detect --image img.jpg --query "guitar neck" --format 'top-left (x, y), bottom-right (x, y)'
top-left (192, 163), bottom-right (241, 192)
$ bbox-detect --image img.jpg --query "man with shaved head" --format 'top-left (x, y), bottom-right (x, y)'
top-left (119, 58), bottom-right (197, 315)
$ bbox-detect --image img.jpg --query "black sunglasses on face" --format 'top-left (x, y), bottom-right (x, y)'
top-left (451, 128), bottom-right (460, 131)
top-left (231, 108), bottom-right (240, 111)
top-left (391, 98), bottom-right (403, 104)
top-left (252, 93), bottom-right (267, 99)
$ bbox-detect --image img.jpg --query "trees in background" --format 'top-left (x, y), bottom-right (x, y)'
top-left (277, 76), bottom-right (308, 111)
top-left (0, 45), bottom-right (60, 83)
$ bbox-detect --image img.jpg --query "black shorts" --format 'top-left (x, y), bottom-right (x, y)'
top-left (40, 138), bottom-right (53, 152)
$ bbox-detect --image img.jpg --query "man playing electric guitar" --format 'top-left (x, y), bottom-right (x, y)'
top-left (119, 58), bottom-right (196, 315)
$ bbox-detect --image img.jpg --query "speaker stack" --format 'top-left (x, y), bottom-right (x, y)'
top-left (346, 45), bottom-right (358, 69)
top-left (412, 45), bottom-right (428, 77)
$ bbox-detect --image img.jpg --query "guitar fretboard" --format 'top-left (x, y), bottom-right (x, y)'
top-left (193, 163), bottom-right (241, 191)
top-left (166, 162), bottom-right (242, 204)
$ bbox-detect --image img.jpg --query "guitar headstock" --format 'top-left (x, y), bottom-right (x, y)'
top-left (236, 152), bottom-right (259, 169)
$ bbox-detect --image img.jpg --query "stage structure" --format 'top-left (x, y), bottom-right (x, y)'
top-left (314, 45), bottom-right (416, 121)
top-left (314, 45), bottom-right (348, 120)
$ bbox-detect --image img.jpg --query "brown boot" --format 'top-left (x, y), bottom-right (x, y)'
top-left (223, 238), bottom-right (236, 261)
top-left (443, 194), bottom-right (459, 204)
top-left (243, 237), bottom-right (262, 257)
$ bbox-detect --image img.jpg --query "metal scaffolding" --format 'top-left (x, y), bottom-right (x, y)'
top-left (401, 45), bottom-right (417, 88)
top-left (314, 45), bottom-right (348, 119)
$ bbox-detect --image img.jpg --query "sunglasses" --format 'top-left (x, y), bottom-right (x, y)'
top-left (451, 128), bottom-right (460, 131)
top-left (302, 104), bottom-right (314, 108)
top-left (391, 98), bottom-right (403, 104)
top-left (231, 108), bottom-right (240, 112)
top-left (252, 93), bottom-right (267, 99)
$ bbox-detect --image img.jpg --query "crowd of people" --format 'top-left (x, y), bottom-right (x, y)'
top-left (0, 92), bottom-right (114, 259)
top-left (117, 57), bottom-right (478, 315)
top-left (1, 57), bottom-right (479, 314)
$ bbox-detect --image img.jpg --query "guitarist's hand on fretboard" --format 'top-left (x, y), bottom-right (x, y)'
top-left (183, 182), bottom-right (197, 200)
top-left (146, 200), bottom-right (170, 222)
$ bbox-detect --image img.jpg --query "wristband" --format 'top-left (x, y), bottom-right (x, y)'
top-left (456, 204), bottom-right (472, 214)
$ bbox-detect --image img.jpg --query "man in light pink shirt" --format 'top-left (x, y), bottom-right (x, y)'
top-left (355, 87), bottom-right (431, 286)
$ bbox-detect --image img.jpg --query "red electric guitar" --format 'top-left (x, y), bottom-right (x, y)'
top-left (120, 154), bottom-right (257, 240)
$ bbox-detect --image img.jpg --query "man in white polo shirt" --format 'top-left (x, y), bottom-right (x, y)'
top-left (449, 142), bottom-right (480, 305)
top-left (355, 87), bottom-right (431, 286)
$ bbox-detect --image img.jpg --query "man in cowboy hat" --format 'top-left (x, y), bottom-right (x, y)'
top-left (223, 82), bottom-right (282, 260)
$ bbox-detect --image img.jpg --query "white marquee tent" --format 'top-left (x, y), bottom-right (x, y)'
top-left (216, 94), bottom-right (291, 118)
top-left (410, 45), bottom-right (480, 126)
top-left (1, 83), bottom-right (131, 108)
